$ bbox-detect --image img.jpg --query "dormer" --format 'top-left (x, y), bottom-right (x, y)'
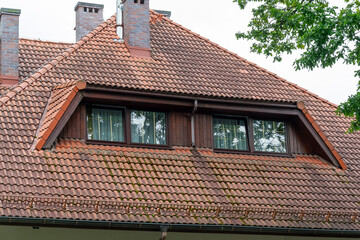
top-left (34, 84), bottom-right (346, 170)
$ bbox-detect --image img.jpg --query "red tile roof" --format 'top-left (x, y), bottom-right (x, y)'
top-left (19, 39), bottom-right (72, 80)
top-left (0, 11), bottom-right (360, 230)
top-left (0, 38), bottom-right (71, 97)
top-left (1, 139), bottom-right (359, 229)
top-left (0, 86), bottom-right (7, 95)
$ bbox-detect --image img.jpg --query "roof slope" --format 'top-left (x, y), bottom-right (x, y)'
top-left (18, 39), bottom-right (72, 81)
top-left (1, 139), bottom-right (359, 230)
top-left (0, 39), bottom-right (71, 96)
top-left (0, 12), bottom-right (360, 230)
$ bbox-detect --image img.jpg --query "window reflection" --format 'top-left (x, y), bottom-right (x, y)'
top-left (253, 120), bottom-right (286, 153)
top-left (131, 110), bottom-right (166, 145)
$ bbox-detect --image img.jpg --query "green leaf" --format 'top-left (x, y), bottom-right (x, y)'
top-left (235, 0), bottom-right (360, 132)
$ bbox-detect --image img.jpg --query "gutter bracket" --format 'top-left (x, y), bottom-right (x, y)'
top-left (159, 225), bottom-right (169, 240)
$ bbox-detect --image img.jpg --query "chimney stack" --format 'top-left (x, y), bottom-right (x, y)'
top-left (74, 2), bottom-right (104, 42)
top-left (0, 8), bottom-right (21, 86)
top-left (123, 0), bottom-right (151, 58)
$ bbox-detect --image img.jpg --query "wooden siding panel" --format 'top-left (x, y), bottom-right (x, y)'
top-left (169, 111), bottom-right (190, 147)
top-left (203, 114), bottom-right (207, 147)
top-left (290, 120), bottom-right (317, 155)
top-left (178, 113), bottom-right (182, 145)
top-left (80, 104), bottom-right (85, 139)
top-left (207, 114), bottom-right (213, 148)
top-left (169, 111), bottom-right (175, 146)
top-left (195, 114), bottom-right (201, 147)
top-left (59, 103), bottom-right (85, 139)
top-left (195, 113), bottom-right (212, 149)
top-left (198, 114), bottom-right (203, 147)
top-left (202, 114), bottom-right (207, 147)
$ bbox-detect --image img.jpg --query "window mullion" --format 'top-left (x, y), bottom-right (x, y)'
top-left (126, 109), bottom-right (131, 144)
top-left (109, 114), bottom-right (114, 141)
top-left (234, 123), bottom-right (237, 150)
top-left (248, 119), bottom-right (254, 153)
top-left (98, 112), bottom-right (101, 140)
top-left (222, 123), bottom-right (227, 149)
top-left (153, 111), bottom-right (156, 144)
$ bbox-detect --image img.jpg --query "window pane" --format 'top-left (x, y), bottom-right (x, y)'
top-left (213, 117), bottom-right (248, 150)
top-left (253, 120), bottom-right (286, 153)
top-left (87, 107), bottom-right (124, 142)
top-left (131, 110), bottom-right (166, 145)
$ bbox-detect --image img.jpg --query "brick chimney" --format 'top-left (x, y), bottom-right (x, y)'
top-left (0, 8), bottom-right (21, 86)
top-left (123, 0), bottom-right (151, 58)
top-left (74, 2), bottom-right (104, 42)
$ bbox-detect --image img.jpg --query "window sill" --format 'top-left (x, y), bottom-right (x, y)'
top-left (85, 140), bottom-right (172, 150)
top-left (213, 148), bottom-right (293, 158)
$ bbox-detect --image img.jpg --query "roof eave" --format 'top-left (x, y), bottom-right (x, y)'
top-left (1, 216), bottom-right (359, 238)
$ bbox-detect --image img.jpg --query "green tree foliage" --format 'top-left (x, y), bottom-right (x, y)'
top-left (234, 0), bottom-right (360, 132)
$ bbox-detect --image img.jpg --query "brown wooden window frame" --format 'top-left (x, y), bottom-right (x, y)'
top-left (86, 104), bottom-right (127, 144)
top-left (128, 108), bottom-right (169, 148)
top-left (213, 115), bottom-right (250, 153)
top-left (252, 118), bottom-right (289, 155)
top-left (85, 104), bottom-right (170, 149)
top-left (213, 115), bottom-right (290, 156)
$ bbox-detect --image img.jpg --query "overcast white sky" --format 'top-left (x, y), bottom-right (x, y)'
top-left (1, 0), bottom-right (358, 105)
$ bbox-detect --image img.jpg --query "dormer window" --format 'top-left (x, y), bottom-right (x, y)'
top-left (87, 107), bottom-right (125, 142)
top-left (86, 105), bottom-right (167, 147)
top-left (253, 120), bottom-right (286, 153)
top-left (213, 116), bottom-right (288, 155)
top-left (131, 110), bottom-right (166, 145)
top-left (213, 117), bottom-right (248, 151)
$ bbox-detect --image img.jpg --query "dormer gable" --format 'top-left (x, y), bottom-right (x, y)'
top-left (34, 81), bottom-right (86, 150)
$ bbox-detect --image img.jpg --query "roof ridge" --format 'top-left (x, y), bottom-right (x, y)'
top-left (19, 38), bottom-right (73, 45)
top-left (0, 15), bottom-right (115, 109)
top-left (157, 11), bottom-right (338, 109)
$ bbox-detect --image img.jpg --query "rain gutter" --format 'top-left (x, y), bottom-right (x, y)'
top-left (1, 217), bottom-right (360, 238)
